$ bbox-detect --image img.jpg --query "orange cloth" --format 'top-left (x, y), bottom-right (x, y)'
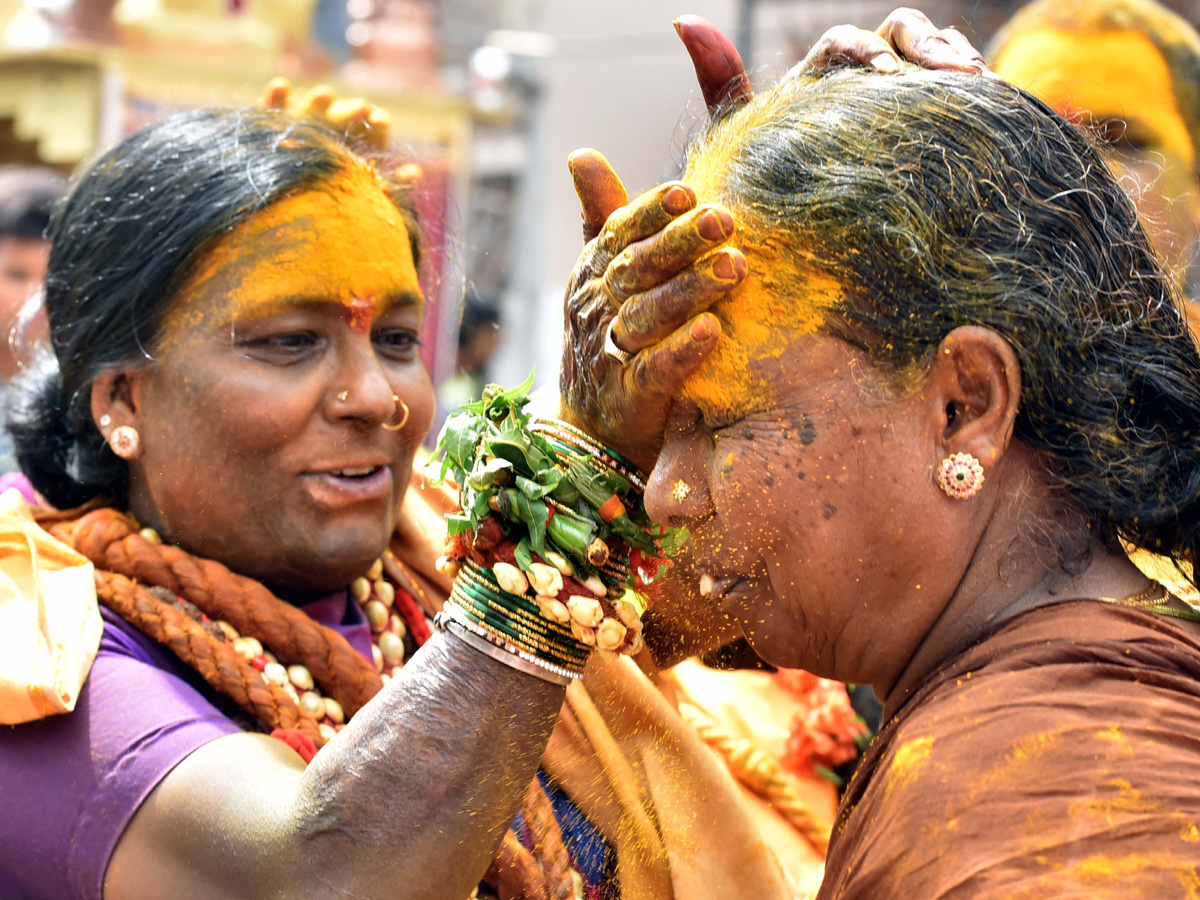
top-left (820, 601), bottom-right (1200, 899)
top-left (0, 488), bottom-right (101, 724)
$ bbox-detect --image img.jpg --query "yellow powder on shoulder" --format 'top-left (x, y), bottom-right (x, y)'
top-left (968, 730), bottom-right (1060, 801)
top-left (1066, 852), bottom-right (1200, 897)
top-left (884, 735), bottom-right (935, 801)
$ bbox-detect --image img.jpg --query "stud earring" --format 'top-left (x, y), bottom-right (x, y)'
top-left (937, 452), bottom-right (984, 500)
top-left (109, 425), bottom-right (142, 460)
top-left (98, 414), bottom-right (111, 428)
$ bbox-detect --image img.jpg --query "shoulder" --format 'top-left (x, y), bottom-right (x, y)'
top-left (0, 614), bottom-right (240, 900)
top-left (821, 602), bottom-right (1200, 900)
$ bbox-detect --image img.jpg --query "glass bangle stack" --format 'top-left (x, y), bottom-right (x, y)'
top-left (429, 377), bottom-right (683, 684)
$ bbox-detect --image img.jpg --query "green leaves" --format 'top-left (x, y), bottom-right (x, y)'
top-left (428, 412), bottom-right (482, 485)
top-left (514, 535), bottom-right (533, 572)
top-left (430, 371), bottom-right (685, 602)
top-left (547, 509), bottom-right (596, 560)
top-left (495, 488), bottom-right (550, 556)
top-left (467, 456), bottom-right (513, 490)
top-left (565, 455), bottom-right (628, 507)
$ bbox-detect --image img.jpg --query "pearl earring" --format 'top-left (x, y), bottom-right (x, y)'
top-left (109, 425), bottom-right (142, 460)
top-left (937, 452), bottom-right (984, 500)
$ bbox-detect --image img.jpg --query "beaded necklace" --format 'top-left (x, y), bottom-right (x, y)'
top-left (138, 523), bottom-right (431, 744)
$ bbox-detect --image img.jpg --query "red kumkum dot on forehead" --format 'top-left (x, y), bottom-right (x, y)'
top-left (346, 296), bottom-right (374, 335)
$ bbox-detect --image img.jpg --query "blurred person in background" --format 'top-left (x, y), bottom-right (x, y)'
top-left (0, 166), bottom-right (63, 376)
top-left (990, 0), bottom-right (1200, 303)
top-left (435, 294), bottom-right (501, 433)
top-left (0, 165), bottom-right (66, 473)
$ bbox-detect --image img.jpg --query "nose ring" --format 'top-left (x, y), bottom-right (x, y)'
top-left (337, 390), bottom-right (350, 402)
top-left (671, 480), bottom-right (692, 502)
top-left (382, 394), bottom-right (410, 431)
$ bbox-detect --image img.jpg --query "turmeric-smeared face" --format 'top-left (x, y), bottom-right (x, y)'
top-left (163, 163), bottom-right (422, 343)
top-left (678, 242), bottom-right (835, 422)
top-left (993, 27), bottom-right (1200, 274)
top-left (121, 165), bottom-right (434, 592)
top-left (646, 174), bottom-right (962, 684)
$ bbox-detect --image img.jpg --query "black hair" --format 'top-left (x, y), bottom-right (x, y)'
top-left (687, 69), bottom-right (1200, 584)
top-left (0, 166), bottom-right (66, 240)
top-left (7, 108), bottom-right (421, 509)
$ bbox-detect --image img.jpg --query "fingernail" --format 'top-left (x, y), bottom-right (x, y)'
top-left (698, 208), bottom-right (731, 241)
top-left (690, 317), bottom-right (715, 342)
top-left (663, 185), bottom-right (694, 215)
top-left (870, 53), bottom-right (901, 74)
top-left (712, 250), bottom-right (743, 281)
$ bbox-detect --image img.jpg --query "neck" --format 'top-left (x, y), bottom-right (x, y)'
top-left (880, 457), bottom-right (1151, 720)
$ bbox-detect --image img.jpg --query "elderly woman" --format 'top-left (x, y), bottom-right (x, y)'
top-left (585, 66), bottom-right (1200, 896)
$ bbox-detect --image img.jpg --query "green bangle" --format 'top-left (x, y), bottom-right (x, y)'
top-left (452, 586), bottom-right (588, 664)
top-left (457, 598), bottom-right (585, 667)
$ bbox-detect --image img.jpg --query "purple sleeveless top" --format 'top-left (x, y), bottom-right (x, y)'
top-left (0, 592), bottom-right (372, 900)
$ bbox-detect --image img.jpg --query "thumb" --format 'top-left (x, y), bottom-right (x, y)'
top-left (568, 149), bottom-right (629, 243)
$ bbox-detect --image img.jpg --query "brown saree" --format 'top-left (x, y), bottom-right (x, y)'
top-left (819, 601), bottom-right (1200, 899)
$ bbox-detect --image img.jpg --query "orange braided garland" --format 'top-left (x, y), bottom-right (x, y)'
top-left (93, 569), bottom-right (325, 748)
top-left (42, 504), bottom-right (575, 899)
top-left (49, 509), bottom-right (384, 716)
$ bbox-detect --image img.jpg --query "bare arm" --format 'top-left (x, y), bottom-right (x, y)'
top-left (104, 633), bottom-right (563, 900)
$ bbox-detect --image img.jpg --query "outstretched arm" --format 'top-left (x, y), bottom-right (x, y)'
top-left (104, 635), bottom-right (563, 900)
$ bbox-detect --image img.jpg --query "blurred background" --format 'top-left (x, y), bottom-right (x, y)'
top-left (2, 0), bottom-right (1199, 426)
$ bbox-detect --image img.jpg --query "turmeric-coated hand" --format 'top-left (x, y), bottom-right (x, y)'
top-left (558, 152), bottom-right (744, 473)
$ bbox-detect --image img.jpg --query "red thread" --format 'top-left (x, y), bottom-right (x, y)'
top-left (270, 728), bottom-right (318, 764)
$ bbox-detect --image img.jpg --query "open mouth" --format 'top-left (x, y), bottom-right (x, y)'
top-left (328, 465), bottom-right (385, 479)
top-left (302, 464), bottom-right (393, 507)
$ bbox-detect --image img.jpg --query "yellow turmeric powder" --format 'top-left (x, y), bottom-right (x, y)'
top-left (162, 161), bottom-right (420, 344)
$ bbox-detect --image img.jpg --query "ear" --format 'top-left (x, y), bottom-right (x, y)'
top-left (90, 370), bottom-right (145, 443)
top-left (923, 325), bottom-right (1021, 469)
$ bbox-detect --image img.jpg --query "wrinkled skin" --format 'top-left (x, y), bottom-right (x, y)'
top-left (644, 310), bottom-right (1168, 713)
